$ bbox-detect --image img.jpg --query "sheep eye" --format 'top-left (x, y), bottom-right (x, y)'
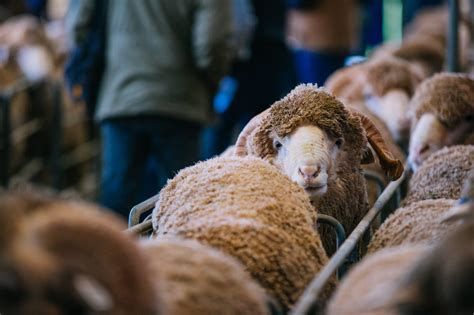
top-left (335, 138), bottom-right (343, 148)
top-left (274, 140), bottom-right (282, 150)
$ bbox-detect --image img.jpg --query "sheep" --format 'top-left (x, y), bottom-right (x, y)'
top-left (0, 192), bottom-right (159, 315)
top-left (325, 56), bottom-right (421, 143)
top-left (0, 191), bottom-right (272, 315)
top-left (233, 84), bottom-right (403, 252)
top-left (369, 166), bottom-right (474, 255)
top-left (402, 145), bottom-right (474, 206)
top-left (367, 198), bottom-right (458, 254)
top-left (141, 238), bottom-right (271, 315)
top-left (152, 156), bottom-right (334, 310)
top-left (326, 219), bottom-right (474, 315)
top-left (326, 245), bottom-right (428, 315)
top-left (407, 73), bottom-right (474, 170)
top-left (441, 168), bottom-right (474, 222)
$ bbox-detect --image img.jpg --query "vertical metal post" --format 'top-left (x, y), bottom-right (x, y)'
top-left (447, 0), bottom-right (460, 72)
top-left (470, 0), bottom-right (474, 74)
top-left (50, 82), bottom-right (62, 189)
top-left (0, 95), bottom-right (10, 187)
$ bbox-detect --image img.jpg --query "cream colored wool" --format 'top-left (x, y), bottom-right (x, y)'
top-left (402, 145), bottom-right (474, 206)
top-left (410, 73), bottom-right (474, 129)
top-left (142, 238), bottom-right (270, 315)
top-left (367, 199), bottom-right (457, 253)
top-left (152, 156), bottom-right (332, 310)
top-left (326, 245), bottom-right (428, 315)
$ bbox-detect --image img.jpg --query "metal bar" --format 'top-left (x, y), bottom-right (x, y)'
top-left (469, 0), bottom-right (474, 74)
top-left (128, 193), bottom-right (161, 227)
top-left (50, 81), bottom-right (62, 189)
top-left (0, 95), bottom-right (10, 187)
top-left (126, 220), bottom-right (153, 236)
top-left (316, 214), bottom-right (346, 249)
top-left (363, 170), bottom-right (386, 199)
top-left (291, 166), bottom-right (407, 315)
top-left (447, 0), bottom-right (460, 72)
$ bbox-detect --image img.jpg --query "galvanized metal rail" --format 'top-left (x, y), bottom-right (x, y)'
top-left (0, 78), bottom-right (38, 187)
top-left (127, 196), bottom-right (348, 257)
top-left (291, 165), bottom-right (408, 315)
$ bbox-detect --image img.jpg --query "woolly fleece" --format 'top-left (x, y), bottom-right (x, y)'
top-left (152, 156), bottom-right (332, 310)
top-left (410, 73), bottom-right (474, 128)
top-left (244, 84), bottom-right (369, 252)
top-left (365, 57), bottom-right (420, 97)
top-left (326, 245), bottom-right (428, 315)
top-left (0, 193), bottom-right (159, 315)
top-left (367, 199), bottom-right (457, 253)
top-left (402, 145), bottom-right (474, 206)
top-left (393, 37), bottom-right (445, 76)
top-left (142, 238), bottom-right (270, 315)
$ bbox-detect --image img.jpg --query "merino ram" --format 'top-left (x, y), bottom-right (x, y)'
top-left (234, 84), bottom-right (403, 251)
top-left (0, 192), bottom-right (271, 315)
top-left (152, 156), bottom-right (333, 310)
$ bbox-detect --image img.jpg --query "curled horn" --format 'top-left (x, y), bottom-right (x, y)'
top-left (349, 109), bottom-right (404, 180)
top-left (234, 108), bottom-right (271, 157)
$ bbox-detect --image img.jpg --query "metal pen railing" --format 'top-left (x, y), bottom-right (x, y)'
top-left (291, 165), bottom-right (408, 315)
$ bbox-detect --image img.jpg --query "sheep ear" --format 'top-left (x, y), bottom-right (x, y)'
top-left (234, 108), bottom-right (271, 156)
top-left (72, 274), bottom-right (114, 312)
top-left (361, 146), bottom-right (375, 164)
top-left (348, 109), bottom-right (404, 180)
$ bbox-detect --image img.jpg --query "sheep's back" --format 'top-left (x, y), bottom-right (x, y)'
top-left (152, 156), bottom-right (330, 309)
top-left (402, 145), bottom-right (474, 206)
top-left (142, 238), bottom-right (270, 315)
top-left (368, 199), bottom-right (457, 253)
top-left (326, 245), bottom-right (428, 315)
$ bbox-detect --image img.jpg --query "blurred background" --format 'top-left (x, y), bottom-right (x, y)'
top-left (0, 0), bottom-right (471, 218)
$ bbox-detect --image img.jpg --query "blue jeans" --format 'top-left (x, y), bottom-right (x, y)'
top-left (293, 49), bottom-right (348, 86)
top-left (99, 116), bottom-right (201, 218)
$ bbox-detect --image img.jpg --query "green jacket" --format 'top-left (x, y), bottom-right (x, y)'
top-left (66, 0), bottom-right (233, 123)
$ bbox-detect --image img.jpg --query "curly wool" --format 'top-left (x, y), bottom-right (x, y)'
top-left (0, 194), bottom-right (159, 315)
top-left (402, 145), bottom-right (474, 206)
top-left (142, 238), bottom-right (270, 315)
top-left (410, 73), bottom-right (474, 128)
top-left (365, 56), bottom-right (420, 97)
top-left (152, 156), bottom-right (332, 310)
top-left (245, 84), bottom-right (369, 252)
top-left (393, 37), bottom-right (445, 75)
top-left (326, 245), bottom-right (428, 315)
top-left (249, 84), bottom-right (366, 165)
top-left (368, 199), bottom-right (457, 253)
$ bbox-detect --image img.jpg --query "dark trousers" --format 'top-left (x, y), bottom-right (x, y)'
top-left (293, 49), bottom-right (349, 86)
top-left (99, 116), bottom-right (201, 218)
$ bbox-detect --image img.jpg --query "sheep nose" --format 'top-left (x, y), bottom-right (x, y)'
top-left (298, 166), bottom-right (321, 180)
top-left (418, 144), bottom-right (430, 155)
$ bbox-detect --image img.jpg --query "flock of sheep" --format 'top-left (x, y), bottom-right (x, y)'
top-left (0, 4), bottom-right (473, 315)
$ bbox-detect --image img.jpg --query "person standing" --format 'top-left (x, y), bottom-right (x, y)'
top-left (67, 0), bottom-right (233, 217)
top-left (287, 0), bottom-right (359, 85)
top-left (202, 0), bottom-right (297, 158)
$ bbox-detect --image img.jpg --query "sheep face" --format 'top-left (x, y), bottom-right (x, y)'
top-left (365, 88), bottom-right (411, 143)
top-left (270, 124), bottom-right (343, 199)
top-left (408, 113), bottom-right (474, 172)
